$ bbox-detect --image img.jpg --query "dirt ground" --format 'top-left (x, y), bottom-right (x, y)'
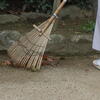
top-left (0, 55), bottom-right (100, 100)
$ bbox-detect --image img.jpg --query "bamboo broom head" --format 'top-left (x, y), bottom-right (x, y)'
top-left (7, 20), bottom-right (55, 71)
top-left (7, 0), bottom-right (67, 71)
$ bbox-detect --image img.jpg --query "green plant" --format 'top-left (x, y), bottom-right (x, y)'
top-left (80, 20), bottom-right (95, 32)
top-left (0, 0), bottom-right (8, 10)
top-left (24, 0), bottom-right (36, 4)
top-left (38, 1), bottom-right (52, 14)
top-left (24, 0), bottom-right (52, 14)
top-left (70, 0), bottom-right (93, 10)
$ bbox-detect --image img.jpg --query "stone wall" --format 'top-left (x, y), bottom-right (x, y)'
top-left (0, 6), bottom-right (97, 56)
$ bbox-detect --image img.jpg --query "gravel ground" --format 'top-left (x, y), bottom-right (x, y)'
top-left (0, 55), bottom-right (100, 100)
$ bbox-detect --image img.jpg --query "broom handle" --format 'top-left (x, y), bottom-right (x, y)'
top-left (33, 0), bottom-right (67, 33)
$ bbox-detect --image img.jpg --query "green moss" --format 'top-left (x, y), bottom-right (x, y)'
top-left (80, 20), bottom-right (95, 32)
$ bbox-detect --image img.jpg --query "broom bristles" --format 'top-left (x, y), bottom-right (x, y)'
top-left (8, 20), bottom-right (55, 71)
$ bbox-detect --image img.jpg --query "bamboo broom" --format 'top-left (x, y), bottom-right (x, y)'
top-left (8, 0), bottom-right (67, 71)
